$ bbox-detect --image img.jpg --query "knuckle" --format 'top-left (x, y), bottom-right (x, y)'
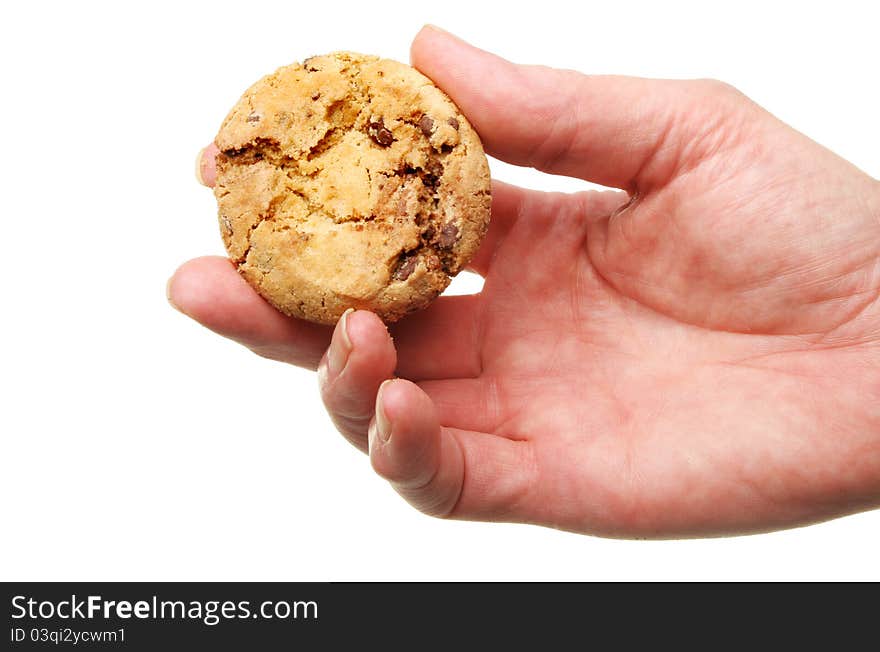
top-left (371, 458), bottom-right (458, 518)
top-left (524, 69), bottom-right (583, 170)
top-left (409, 488), bottom-right (460, 520)
top-left (250, 344), bottom-right (292, 364)
top-left (689, 78), bottom-right (747, 108)
top-left (318, 375), bottom-right (377, 423)
top-left (323, 392), bottom-right (374, 425)
top-left (250, 342), bottom-right (319, 369)
top-left (333, 411), bottom-right (373, 435)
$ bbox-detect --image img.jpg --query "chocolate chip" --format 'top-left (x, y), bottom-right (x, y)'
top-left (393, 255), bottom-right (418, 281)
top-left (422, 157), bottom-right (443, 187)
top-left (426, 158), bottom-right (443, 178)
top-left (377, 128), bottom-right (394, 146)
top-left (246, 113), bottom-right (261, 123)
top-left (421, 225), bottom-right (436, 242)
top-left (418, 115), bottom-right (434, 136)
top-left (447, 117), bottom-right (460, 129)
top-left (437, 223), bottom-right (459, 249)
top-left (368, 119), bottom-right (394, 147)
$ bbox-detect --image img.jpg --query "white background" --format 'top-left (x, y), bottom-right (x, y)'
top-left (1, 0), bottom-right (878, 581)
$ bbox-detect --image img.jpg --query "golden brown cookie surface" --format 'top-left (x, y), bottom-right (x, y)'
top-left (213, 52), bottom-right (491, 324)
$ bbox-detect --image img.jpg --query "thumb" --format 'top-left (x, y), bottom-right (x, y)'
top-left (368, 379), bottom-right (536, 521)
top-left (411, 25), bottom-right (753, 192)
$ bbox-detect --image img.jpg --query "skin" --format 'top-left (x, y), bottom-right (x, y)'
top-left (170, 26), bottom-right (880, 538)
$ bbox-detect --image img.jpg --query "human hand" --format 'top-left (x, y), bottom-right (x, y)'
top-left (170, 26), bottom-right (880, 537)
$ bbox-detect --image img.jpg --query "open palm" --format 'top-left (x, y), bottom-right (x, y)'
top-left (171, 28), bottom-right (880, 537)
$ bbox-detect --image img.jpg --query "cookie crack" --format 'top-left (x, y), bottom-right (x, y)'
top-left (305, 126), bottom-right (343, 161)
top-left (219, 138), bottom-right (289, 168)
top-left (279, 176), bottom-right (330, 222)
top-left (389, 239), bottom-right (457, 282)
top-left (277, 167), bottom-right (377, 225)
top-left (235, 195), bottom-right (284, 267)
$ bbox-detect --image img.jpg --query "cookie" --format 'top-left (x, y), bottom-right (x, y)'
top-left (212, 51), bottom-right (491, 325)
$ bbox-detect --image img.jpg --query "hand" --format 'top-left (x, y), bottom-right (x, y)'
top-left (170, 26), bottom-right (880, 538)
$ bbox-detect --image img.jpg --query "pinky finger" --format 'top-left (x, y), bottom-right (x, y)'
top-left (368, 379), bottom-right (537, 521)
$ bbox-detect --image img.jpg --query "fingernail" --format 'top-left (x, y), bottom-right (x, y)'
top-left (195, 144), bottom-right (219, 187)
top-left (375, 379), bottom-right (393, 443)
top-left (327, 309), bottom-right (354, 377)
top-left (421, 24), bottom-right (463, 42)
top-left (166, 275), bottom-right (181, 313)
top-left (195, 147), bottom-right (208, 186)
top-left (316, 355), bottom-right (329, 388)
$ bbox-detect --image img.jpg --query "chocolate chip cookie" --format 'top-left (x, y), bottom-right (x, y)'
top-left (212, 52), bottom-right (491, 324)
